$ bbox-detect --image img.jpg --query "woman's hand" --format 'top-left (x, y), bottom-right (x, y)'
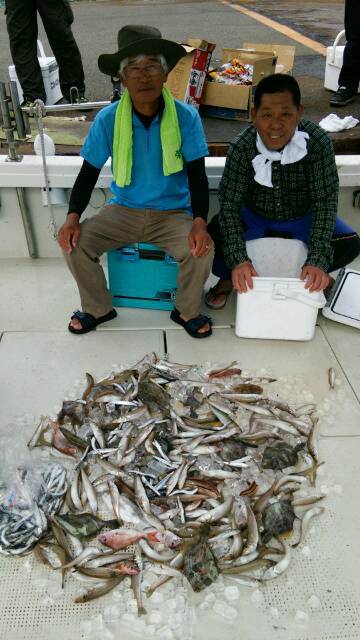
top-left (301, 266), bottom-right (330, 292)
top-left (232, 261), bottom-right (259, 293)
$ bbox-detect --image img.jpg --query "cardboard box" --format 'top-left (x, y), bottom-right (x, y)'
top-left (243, 43), bottom-right (295, 75)
top-left (200, 43), bottom-right (295, 121)
top-left (167, 39), bottom-right (216, 109)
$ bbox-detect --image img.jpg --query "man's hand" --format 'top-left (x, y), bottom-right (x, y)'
top-left (301, 265), bottom-right (330, 292)
top-left (232, 261), bottom-right (259, 293)
top-left (57, 213), bottom-right (81, 254)
top-left (188, 217), bottom-right (212, 258)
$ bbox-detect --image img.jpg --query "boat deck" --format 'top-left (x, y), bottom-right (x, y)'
top-left (0, 253), bottom-right (360, 640)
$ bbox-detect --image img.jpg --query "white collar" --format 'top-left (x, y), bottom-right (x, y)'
top-left (252, 128), bottom-right (309, 188)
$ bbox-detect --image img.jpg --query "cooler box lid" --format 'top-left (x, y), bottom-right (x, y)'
top-left (322, 268), bottom-right (360, 329)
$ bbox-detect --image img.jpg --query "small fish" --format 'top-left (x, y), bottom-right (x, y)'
top-left (79, 560), bottom-right (139, 578)
top-left (99, 528), bottom-right (158, 550)
top-left (74, 576), bottom-right (125, 603)
top-left (59, 427), bottom-right (88, 450)
top-left (182, 525), bottom-right (219, 592)
top-left (328, 367), bottom-right (336, 390)
top-left (53, 513), bottom-right (118, 539)
top-left (131, 572), bottom-right (146, 616)
top-left (262, 540), bottom-right (291, 581)
top-left (209, 367), bottom-right (242, 380)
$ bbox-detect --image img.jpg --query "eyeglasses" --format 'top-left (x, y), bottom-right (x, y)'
top-left (125, 63), bottom-right (164, 79)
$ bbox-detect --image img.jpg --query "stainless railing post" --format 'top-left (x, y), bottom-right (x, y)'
top-left (8, 80), bottom-right (31, 138)
top-left (16, 187), bottom-right (38, 259)
top-left (0, 81), bottom-right (22, 162)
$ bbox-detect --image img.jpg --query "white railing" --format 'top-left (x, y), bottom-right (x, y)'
top-left (1, 154), bottom-right (360, 189)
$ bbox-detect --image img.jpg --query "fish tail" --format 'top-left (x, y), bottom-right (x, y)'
top-left (146, 530), bottom-right (160, 543)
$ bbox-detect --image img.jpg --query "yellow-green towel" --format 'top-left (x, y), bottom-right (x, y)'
top-left (113, 85), bottom-right (184, 188)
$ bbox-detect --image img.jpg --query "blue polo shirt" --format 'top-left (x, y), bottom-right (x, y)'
top-left (80, 98), bottom-right (208, 214)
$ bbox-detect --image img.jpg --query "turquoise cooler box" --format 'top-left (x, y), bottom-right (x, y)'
top-left (107, 243), bottom-right (178, 310)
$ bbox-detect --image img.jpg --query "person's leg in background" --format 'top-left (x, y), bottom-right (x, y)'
top-left (330, 0), bottom-right (360, 106)
top-left (37, 0), bottom-right (86, 102)
top-left (5, 0), bottom-right (47, 103)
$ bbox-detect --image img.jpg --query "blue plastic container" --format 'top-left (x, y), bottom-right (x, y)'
top-left (107, 243), bottom-right (178, 310)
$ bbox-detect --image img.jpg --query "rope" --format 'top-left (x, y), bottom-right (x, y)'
top-left (32, 99), bottom-right (58, 240)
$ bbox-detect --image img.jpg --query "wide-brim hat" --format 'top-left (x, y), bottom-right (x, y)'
top-left (98, 25), bottom-right (187, 77)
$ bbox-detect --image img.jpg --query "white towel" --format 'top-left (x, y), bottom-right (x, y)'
top-left (319, 113), bottom-right (359, 133)
top-left (252, 129), bottom-right (309, 188)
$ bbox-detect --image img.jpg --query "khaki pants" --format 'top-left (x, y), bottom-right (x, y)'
top-left (65, 204), bottom-right (214, 319)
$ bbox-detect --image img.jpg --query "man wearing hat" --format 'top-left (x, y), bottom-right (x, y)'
top-left (58, 25), bottom-right (213, 338)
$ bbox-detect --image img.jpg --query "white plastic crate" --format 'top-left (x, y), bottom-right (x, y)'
top-left (235, 238), bottom-right (325, 341)
top-left (8, 40), bottom-right (62, 105)
top-left (235, 277), bottom-right (325, 340)
top-left (324, 30), bottom-right (360, 93)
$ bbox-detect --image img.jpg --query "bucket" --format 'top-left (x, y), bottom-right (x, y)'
top-left (324, 30), bottom-right (360, 93)
top-left (8, 40), bottom-right (62, 105)
top-left (235, 238), bottom-right (326, 340)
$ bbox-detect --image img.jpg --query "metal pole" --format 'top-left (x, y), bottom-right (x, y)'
top-left (8, 81), bottom-right (31, 138)
top-left (16, 187), bottom-right (38, 259)
top-left (0, 82), bottom-right (22, 162)
top-left (21, 100), bottom-right (111, 115)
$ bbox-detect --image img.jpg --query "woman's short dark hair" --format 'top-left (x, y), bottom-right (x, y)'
top-left (254, 74), bottom-right (301, 109)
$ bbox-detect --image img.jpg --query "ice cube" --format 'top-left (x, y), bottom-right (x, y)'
top-left (174, 594), bottom-right (186, 611)
top-left (307, 595), bottom-right (321, 609)
top-left (251, 589), bottom-right (264, 605)
top-left (199, 601), bottom-right (210, 611)
top-left (302, 545), bottom-right (311, 558)
top-left (91, 614), bottom-right (104, 632)
top-left (320, 484), bottom-right (329, 494)
top-left (295, 610), bottom-right (309, 624)
top-left (80, 620), bottom-right (92, 636)
top-left (270, 607), bottom-right (279, 618)
top-left (40, 595), bottom-right (53, 607)
top-left (156, 627), bottom-right (174, 640)
top-left (126, 598), bottom-right (139, 614)
top-left (103, 605), bottom-right (122, 623)
top-left (151, 591), bottom-right (164, 604)
top-left (213, 601), bottom-right (238, 621)
top-left (224, 585), bottom-right (239, 602)
top-left (32, 578), bottom-right (48, 590)
top-left (149, 611), bottom-right (163, 625)
top-left (23, 559), bottom-right (32, 573)
top-left (121, 612), bottom-right (136, 627)
top-left (205, 591), bottom-right (216, 603)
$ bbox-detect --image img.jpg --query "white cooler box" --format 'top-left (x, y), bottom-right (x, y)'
top-left (8, 40), bottom-right (62, 105)
top-left (235, 238), bottom-right (326, 341)
top-left (322, 268), bottom-right (360, 329)
top-left (324, 30), bottom-right (360, 93)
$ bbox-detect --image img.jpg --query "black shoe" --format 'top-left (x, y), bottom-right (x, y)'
top-left (56, 96), bottom-right (70, 105)
top-left (330, 86), bottom-right (356, 107)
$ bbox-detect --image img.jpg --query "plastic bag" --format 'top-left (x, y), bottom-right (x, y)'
top-left (0, 461), bottom-right (67, 556)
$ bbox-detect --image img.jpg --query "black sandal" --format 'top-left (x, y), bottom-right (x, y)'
top-left (205, 281), bottom-right (233, 310)
top-left (170, 308), bottom-right (212, 339)
top-left (68, 309), bottom-right (117, 335)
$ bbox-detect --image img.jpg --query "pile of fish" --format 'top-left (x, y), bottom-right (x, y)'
top-left (7, 353), bottom-right (325, 612)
